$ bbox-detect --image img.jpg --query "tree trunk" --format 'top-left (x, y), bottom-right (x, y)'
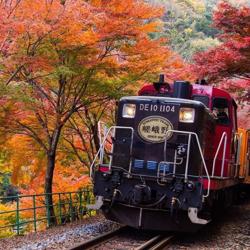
top-left (44, 126), bottom-right (62, 226)
top-left (92, 123), bottom-right (100, 153)
top-left (44, 152), bottom-right (57, 226)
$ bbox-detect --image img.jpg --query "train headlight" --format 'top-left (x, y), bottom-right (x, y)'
top-left (122, 104), bottom-right (136, 118)
top-left (179, 108), bottom-right (195, 123)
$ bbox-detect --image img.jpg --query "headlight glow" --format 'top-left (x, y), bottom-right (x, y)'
top-left (122, 103), bottom-right (136, 118)
top-left (179, 108), bottom-right (195, 123)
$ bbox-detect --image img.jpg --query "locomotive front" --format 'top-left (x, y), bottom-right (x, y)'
top-left (90, 80), bottom-right (214, 232)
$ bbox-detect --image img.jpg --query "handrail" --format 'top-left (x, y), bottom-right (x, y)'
top-left (164, 130), bottom-right (211, 198)
top-left (236, 132), bottom-right (242, 166)
top-left (90, 126), bottom-right (211, 197)
top-left (211, 132), bottom-right (227, 177)
top-left (235, 132), bottom-right (243, 178)
top-left (89, 126), bottom-right (134, 179)
top-left (157, 151), bottom-right (183, 179)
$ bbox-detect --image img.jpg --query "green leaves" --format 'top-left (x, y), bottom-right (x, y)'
top-left (150, 0), bottom-right (220, 61)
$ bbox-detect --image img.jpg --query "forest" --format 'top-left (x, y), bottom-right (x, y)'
top-left (0, 0), bottom-right (249, 235)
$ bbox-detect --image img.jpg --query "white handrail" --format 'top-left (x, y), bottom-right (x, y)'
top-left (236, 133), bottom-right (242, 166)
top-left (89, 126), bottom-right (134, 179)
top-left (164, 130), bottom-right (211, 198)
top-left (91, 126), bottom-right (211, 198)
top-left (211, 132), bottom-right (227, 177)
top-left (185, 134), bottom-right (192, 181)
top-left (235, 132), bottom-right (243, 177)
top-left (157, 153), bottom-right (183, 179)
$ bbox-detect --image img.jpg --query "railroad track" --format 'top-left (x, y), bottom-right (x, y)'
top-left (70, 226), bottom-right (174, 250)
top-left (135, 234), bottom-right (174, 250)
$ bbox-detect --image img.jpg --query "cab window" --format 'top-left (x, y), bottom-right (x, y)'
top-left (212, 98), bottom-right (230, 125)
top-left (192, 95), bottom-right (209, 107)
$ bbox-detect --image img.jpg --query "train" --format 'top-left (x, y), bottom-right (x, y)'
top-left (88, 75), bottom-right (250, 232)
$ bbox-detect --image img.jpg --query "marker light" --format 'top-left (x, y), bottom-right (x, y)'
top-left (99, 164), bottom-right (109, 173)
top-left (122, 104), bottom-right (136, 118)
top-left (179, 108), bottom-right (195, 123)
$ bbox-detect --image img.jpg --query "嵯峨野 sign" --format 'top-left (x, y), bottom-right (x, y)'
top-left (138, 116), bottom-right (173, 143)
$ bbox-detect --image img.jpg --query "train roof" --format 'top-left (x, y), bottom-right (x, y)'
top-left (120, 96), bottom-right (207, 107)
top-left (138, 83), bottom-right (237, 108)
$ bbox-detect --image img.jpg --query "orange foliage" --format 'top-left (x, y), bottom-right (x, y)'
top-left (164, 54), bottom-right (197, 83)
top-left (6, 134), bottom-right (90, 192)
top-left (26, 159), bottom-right (90, 194)
top-left (0, 0), bottom-right (187, 211)
top-left (0, 0), bottom-right (167, 77)
top-left (7, 135), bottom-right (43, 186)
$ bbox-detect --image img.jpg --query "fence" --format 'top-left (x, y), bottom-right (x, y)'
top-left (0, 188), bottom-right (94, 237)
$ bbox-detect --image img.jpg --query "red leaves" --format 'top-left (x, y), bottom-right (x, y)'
top-left (218, 78), bottom-right (250, 101)
top-left (193, 1), bottom-right (250, 98)
top-left (193, 44), bottom-right (245, 81)
top-left (238, 105), bottom-right (250, 129)
top-left (213, 1), bottom-right (250, 37)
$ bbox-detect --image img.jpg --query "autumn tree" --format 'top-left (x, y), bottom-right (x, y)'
top-left (194, 1), bottom-right (250, 85)
top-left (0, 0), bottom-right (172, 223)
top-left (193, 1), bottom-right (250, 128)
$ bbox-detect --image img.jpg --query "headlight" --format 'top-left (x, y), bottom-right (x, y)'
top-left (122, 104), bottom-right (136, 118)
top-left (179, 108), bottom-right (195, 123)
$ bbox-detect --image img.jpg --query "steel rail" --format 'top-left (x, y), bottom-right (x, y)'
top-left (70, 226), bottom-right (128, 250)
top-left (135, 234), bottom-right (174, 250)
top-left (70, 225), bottom-right (174, 250)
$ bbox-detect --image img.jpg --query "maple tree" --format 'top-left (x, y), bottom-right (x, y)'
top-left (193, 1), bottom-right (250, 100)
top-left (192, 1), bottom-right (250, 128)
top-left (0, 0), bottom-right (174, 222)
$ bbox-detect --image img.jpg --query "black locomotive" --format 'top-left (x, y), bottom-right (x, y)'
top-left (89, 75), bottom-right (241, 232)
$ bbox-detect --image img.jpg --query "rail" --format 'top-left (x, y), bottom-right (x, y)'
top-left (135, 234), bottom-right (174, 250)
top-left (70, 225), bottom-right (174, 250)
top-left (70, 226), bottom-right (128, 250)
top-left (0, 188), bottom-right (93, 236)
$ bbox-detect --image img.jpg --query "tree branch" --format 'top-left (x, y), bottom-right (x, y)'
top-left (16, 120), bottom-right (48, 152)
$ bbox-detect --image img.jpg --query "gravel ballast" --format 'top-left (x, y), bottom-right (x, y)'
top-left (168, 199), bottom-right (250, 249)
top-left (0, 215), bottom-right (120, 250)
